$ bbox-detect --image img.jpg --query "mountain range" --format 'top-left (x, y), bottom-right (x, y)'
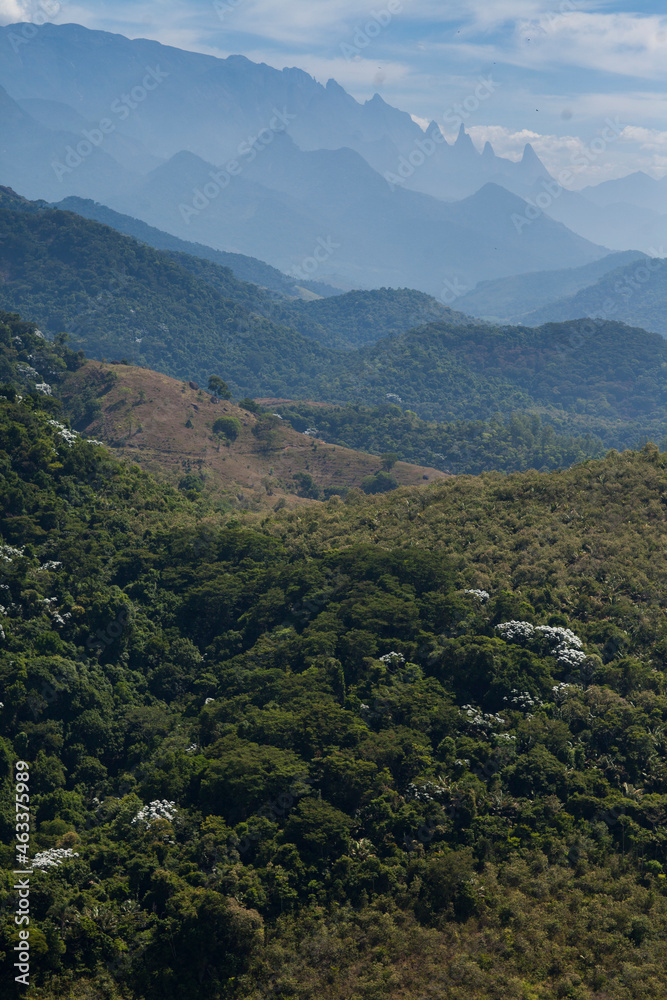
top-left (0, 22), bottom-right (611, 295)
top-left (1, 187), bottom-right (665, 456)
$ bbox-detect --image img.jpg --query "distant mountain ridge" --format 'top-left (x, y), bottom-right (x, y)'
top-left (107, 136), bottom-right (605, 294)
top-left (0, 188), bottom-right (664, 446)
top-left (520, 256), bottom-right (667, 335)
top-left (54, 195), bottom-right (342, 297)
top-left (0, 22), bottom-right (609, 294)
top-left (457, 251), bottom-right (649, 322)
top-left (0, 23), bottom-right (551, 202)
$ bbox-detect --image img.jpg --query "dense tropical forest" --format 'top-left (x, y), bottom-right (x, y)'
top-left (272, 402), bottom-right (609, 475)
top-left (1, 309), bottom-right (667, 999)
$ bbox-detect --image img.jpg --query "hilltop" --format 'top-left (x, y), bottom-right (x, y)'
top-left (61, 361), bottom-right (446, 507)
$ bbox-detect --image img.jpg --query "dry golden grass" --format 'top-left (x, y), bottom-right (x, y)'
top-left (63, 362), bottom-right (447, 509)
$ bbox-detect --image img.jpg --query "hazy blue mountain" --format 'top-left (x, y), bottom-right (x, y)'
top-left (104, 136), bottom-right (607, 295)
top-left (17, 97), bottom-right (162, 175)
top-left (53, 196), bottom-right (343, 296)
top-left (581, 171), bottom-right (667, 213)
top-left (0, 21), bottom-right (608, 293)
top-left (528, 171), bottom-right (667, 254)
top-left (0, 83), bottom-right (136, 202)
top-left (457, 251), bottom-right (648, 322)
top-left (520, 256), bottom-right (667, 335)
top-left (0, 22), bottom-right (555, 203)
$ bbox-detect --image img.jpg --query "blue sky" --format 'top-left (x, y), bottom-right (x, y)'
top-left (2, 0), bottom-right (667, 184)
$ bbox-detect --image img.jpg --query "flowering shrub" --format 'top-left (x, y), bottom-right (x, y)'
top-left (132, 800), bottom-right (178, 826)
top-left (462, 704), bottom-right (506, 732)
top-left (552, 682), bottom-right (578, 702)
top-left (48, 419), bottom-right (79, 446)
top-left (464, 589), bottom-right (490, 601)
top-left (33, 848), bottom-right (80, 870)
top-left (535, 625), bottom-right (583, 649)
top-left (0, 543), bottom-right (24, 563)
top-left (380, 651), bottom-right (406, 666)
top-left (405, 781), bottom-right (449, 803)
top-left (496, 620), bottom-right (586, 665)
top-left (503, 688), bottom-right (542, 711)
top-left (495, 620), bottom-right (536, 644)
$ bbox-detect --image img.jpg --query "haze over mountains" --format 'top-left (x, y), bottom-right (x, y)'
top-left (1, 20), bottom-right (667, 335)
top-left (2, 186), bottom-right (666, 461)
top-left (0, 21), bottom-right (622, 296)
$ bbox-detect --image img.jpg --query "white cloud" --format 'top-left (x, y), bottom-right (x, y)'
top-left (0, 0), bottom-right (27, 25)
top-left (214, 0), bottom-right (399, 47)
top-left (622, 126), bottom-right (667, 154)
top-left (438, 11), bottom-right (667, 80)
top-left (514, 12), bottom-right (667, 78)
top-left (467, 122), bottom-right (667, 186)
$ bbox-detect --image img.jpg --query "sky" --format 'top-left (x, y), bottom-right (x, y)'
top-left (2, 0), bottom-right (667, 185)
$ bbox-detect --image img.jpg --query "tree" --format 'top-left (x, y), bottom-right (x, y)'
top-left (252, 415), bottom-right (281, 452)
top-left (208, 376), bottom-right (232, 399)
top-left (213, 416), bottom-right (241, 441)
top-left (238, 397), bottom-right (262, 413)
top-left (293, 471), bottom-right (320, 499)
top-left (380, 452), bottom-right (399, 471)
top-left (361, 470), bottom-right (398, 495)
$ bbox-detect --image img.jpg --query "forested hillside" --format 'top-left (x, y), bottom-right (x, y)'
top-left (54, 196), bottom-right (313, 296)
top-left (271, 402), bottom-right (608, 475)
top-left (522, 257), bottom-right (667, 335)
top-left (456, 251), bottom-right (648, 323)
top-left (270, 288), bottom-right (472, 350)
top-left (1, 309), bottom-right (667, 999)
top-left (2, 188), bottom-right (667, 456)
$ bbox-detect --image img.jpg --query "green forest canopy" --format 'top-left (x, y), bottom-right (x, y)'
top-left (1, 313), bottom-right (667, 998)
